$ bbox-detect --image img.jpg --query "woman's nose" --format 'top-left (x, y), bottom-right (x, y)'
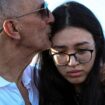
top-left (68, 56), bottom-right (79, 66)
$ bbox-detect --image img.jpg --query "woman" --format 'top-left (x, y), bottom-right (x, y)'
top-left (37, 1), bottom-right (105, 105)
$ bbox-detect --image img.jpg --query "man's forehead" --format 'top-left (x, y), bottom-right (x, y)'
top-left (35, 0), bottom-right (44, 3)
top-left (24, 0), bottom-right (44, 9)
top-left (5, 0), bottom-right (45, 16)
top-left (16, 0), bottom-right (44, 12)
top-left (33, 0), bottom-right (44, 6)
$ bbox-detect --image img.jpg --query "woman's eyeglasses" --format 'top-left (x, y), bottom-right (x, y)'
top-left (51, 49), bottom-right (94, 66)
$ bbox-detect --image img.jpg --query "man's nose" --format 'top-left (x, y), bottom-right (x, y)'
top-left (68, 56), bottom-right (79, 66)
top-left (46, 12), bottom-right (55, 23)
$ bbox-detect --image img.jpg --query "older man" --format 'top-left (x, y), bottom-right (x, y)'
top-left (0, 0), bottom-right (54, 105)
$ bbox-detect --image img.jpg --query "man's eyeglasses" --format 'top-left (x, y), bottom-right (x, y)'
top-left (15, 2), bottom-right (49, 18)
top-left (51, 49), bottom-right (94, 66)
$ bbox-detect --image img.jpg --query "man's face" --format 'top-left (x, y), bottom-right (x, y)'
top-left (16, 0), bottom-right (54, 52)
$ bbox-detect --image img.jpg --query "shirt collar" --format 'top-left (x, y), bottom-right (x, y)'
top-left (0, 76), bottom-right (12, 87)
top-left (0, 65), bottom-right (33, 88)
top-left (22, 65), bottom-right (34, 89)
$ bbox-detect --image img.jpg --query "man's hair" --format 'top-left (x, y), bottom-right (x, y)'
top-left (0, 0), bottom-right (25, 27)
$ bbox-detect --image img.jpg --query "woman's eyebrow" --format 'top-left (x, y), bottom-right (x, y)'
top-left (52, 45), bottom-right (67, 49)
top-left (75, 41), bottom-right (91, 47)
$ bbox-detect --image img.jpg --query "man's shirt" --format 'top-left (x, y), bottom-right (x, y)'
top-left (0, 64), bottom-right (39, 105)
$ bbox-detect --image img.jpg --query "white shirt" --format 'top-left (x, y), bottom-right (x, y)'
top-left (0, 64), bottom-right (39, 105)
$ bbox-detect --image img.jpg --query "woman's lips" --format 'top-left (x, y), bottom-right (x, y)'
top-left (66, 70), bottom-right (83, 77)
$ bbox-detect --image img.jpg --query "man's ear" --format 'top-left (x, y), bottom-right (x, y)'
top-left (3, 19), bottom-right (20, 40)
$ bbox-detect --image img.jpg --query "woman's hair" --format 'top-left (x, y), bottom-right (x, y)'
top-left (38, 1), bottom-right (105, 105)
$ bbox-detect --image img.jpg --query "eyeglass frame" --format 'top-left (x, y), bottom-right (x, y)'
top-left (0, 2), bottom-right (49, 32)
top-left (14, 2), bottom-right (49, 18)
top-left (50, 49), bottom-right (94, 66)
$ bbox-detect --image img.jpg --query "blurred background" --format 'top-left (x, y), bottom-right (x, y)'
top-left (45, 0), bottom-right (105, 36)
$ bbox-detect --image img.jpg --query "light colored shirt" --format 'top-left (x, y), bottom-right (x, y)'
top-left (0, 64), bottom-right (39, 105)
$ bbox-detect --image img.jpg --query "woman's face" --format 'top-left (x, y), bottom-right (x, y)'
top-left (51, 27), bottom-right (96, 85)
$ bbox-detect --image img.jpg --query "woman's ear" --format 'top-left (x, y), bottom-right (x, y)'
top-left (3, 19), bottom-right (20, 40)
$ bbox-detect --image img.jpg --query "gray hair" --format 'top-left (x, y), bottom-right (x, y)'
top-left (0, 0), bottom-right (26, 27)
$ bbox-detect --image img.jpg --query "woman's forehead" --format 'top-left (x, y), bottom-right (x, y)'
top-left (52, 27), bottom-right (95, 47)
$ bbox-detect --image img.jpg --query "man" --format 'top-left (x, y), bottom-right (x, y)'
top-left (0, 0), bottom-right (54, 105)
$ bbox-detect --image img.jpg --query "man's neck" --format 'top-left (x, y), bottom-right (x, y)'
top-left (0, 46), bottom-right (36, 83)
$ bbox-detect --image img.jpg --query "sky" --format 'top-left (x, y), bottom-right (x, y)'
top-left (45, 0), bottom-right (105, 34)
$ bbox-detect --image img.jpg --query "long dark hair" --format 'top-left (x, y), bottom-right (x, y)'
top-left (38, 1), bottom-right (105, 105)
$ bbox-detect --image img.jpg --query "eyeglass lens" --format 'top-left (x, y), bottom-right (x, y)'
top-left (39, 2), bottom-right (49, 17)
top-left (52, 50), bottom-right (93, 65)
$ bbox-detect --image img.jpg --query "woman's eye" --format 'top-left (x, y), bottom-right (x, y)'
top-left (77, 49), bottom-right (87, 54)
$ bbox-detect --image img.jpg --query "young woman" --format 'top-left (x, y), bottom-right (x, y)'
top-left (37, 1), bottom-right (105, 105)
